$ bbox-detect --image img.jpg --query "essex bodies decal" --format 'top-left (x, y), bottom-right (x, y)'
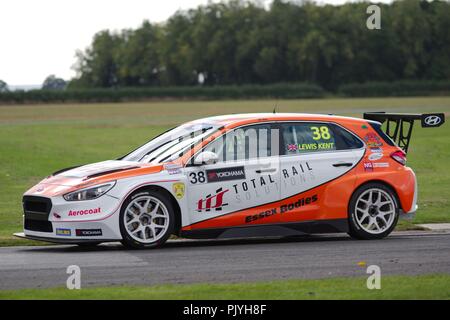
top-left (245, 195), bottom-right (318, 223)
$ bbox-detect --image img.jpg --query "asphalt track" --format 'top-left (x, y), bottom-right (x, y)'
top-left (0, 231), bottom-right (449, 290)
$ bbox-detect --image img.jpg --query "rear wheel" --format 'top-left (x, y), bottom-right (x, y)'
top-left (348, 183), bottom-right (399, 240)
top-left (119, 189), bottom-right (174, 249)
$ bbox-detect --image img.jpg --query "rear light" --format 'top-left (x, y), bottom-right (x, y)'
top-left (391, 150), bottom-right (407, 166)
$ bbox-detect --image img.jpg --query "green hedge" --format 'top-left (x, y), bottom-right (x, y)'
top-left (1, 81), bottom-right (449, 104)
top-left (0, 83), bottom-right (325, 104)
top-left (338, 80), bottom-right (450, 97)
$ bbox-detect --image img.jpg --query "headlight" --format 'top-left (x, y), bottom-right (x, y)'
top-left (63, 182), bottom-right (116, 201)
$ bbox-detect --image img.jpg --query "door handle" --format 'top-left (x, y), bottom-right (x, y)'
top-left (332, 162), bottom-right (353, 168)
top-left (256, 168), bottom-right (277, 174)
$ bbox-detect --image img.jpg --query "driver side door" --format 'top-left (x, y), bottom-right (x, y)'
top-left (184, 123), bottom-right (281, 229)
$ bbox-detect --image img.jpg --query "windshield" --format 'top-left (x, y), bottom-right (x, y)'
top-left (121, 122), bottom-right (219, 163)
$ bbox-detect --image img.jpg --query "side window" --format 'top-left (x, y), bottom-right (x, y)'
top-left (331, 124), bottom-right (364, 150)
top-left (282, 123), bottom-right (336, 154)
top-left (204, 124), bottom-right (275, 162)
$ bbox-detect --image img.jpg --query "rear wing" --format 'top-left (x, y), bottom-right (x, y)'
top-left (363, 112), bottom-right (445, 153)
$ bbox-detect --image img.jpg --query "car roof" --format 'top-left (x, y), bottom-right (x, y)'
top-left (188, 113), bottom-right (367, 127)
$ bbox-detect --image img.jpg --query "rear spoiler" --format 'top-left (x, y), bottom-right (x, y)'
top-left (363, 112), bottom-right (445, 153)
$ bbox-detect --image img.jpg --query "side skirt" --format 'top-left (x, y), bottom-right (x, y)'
top-left (180, 219), bottom-right (349, 240)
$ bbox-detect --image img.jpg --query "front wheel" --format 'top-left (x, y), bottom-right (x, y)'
top-left (119, 190), bottom-right (175, 249)
top-left (348, 183), bottom-right (399, 240)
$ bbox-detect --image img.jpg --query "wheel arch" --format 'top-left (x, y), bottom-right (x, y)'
top-left (351, 179), bottom-right (403, 213)
top-left (128, 184), bottom-right (182, 236)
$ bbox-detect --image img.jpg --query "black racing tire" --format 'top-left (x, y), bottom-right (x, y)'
top-left (348, 183), bottom-right (400, 240)
top-left (119, 189), bottom-right (175, 249)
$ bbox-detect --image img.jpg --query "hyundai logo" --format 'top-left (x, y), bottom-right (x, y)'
top-left (424, 115), bottom-right (442, 126)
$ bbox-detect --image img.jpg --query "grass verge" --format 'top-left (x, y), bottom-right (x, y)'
top-left (1, 274), bottom-right (449, 300)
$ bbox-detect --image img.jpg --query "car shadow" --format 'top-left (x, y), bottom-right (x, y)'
top-left (17, 233), bottom-right (356, 253)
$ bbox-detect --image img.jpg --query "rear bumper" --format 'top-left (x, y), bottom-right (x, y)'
top-left (400, 171), bottom-right (418, 220)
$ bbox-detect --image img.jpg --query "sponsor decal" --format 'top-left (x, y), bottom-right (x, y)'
top-left (206, 166), bottom-right (246, 183)
top-left (197, 188), bottom-right (229, 212)
top-left (363, 162), bottom-right (374, 172)
top-left (245, 195), bottom-right (318, 223)
top-left (189, 171), bottom-right (206, 184)
top-left (370, 147), bottom-right (383, 153)
top-left (53, 213), bottom-right (61, 219)
top-left (165, 163), bottom-right (182, 175)
top-left (299, 142), bottom-right (335, 151)
top-left (36, 185), bottom-right (45, 192)
top-left (368, 153), bottom-right (383, 161)
top-left (373, 162), bottom-right (389, 168)
top-left (361, 125), bottom-right (369, 129)
top-left (287, 144), bottom-right (298, 152)
top-left (75, 229), bottom-right (103, 237)
top-left (233, 161), bottom-right (315, 204)
top-left (423, 115), bottom-right (442, 127)
top-left (172, 182), bottom-right (185, 200)
top-left (68, 207), bottom-right (101, 217)
top-left (364, 132), bottom-right (383, 148)
top-left (56, 228), bottom-right (71, 236)
top-left (287, 143), bottom-right (335, 152)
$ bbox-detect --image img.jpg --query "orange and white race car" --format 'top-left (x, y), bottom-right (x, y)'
top-left (17, 112), bottom-right (445, 248)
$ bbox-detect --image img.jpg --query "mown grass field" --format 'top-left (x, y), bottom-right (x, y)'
top-left (0, 97), bottom-right (449, 245)
top-left (1, 274), bottom-right (449, 300)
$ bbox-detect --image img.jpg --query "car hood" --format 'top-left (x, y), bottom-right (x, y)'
top-left (25, 160), bottom-right (165, 197)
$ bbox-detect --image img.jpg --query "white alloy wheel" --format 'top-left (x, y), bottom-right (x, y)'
top-left (354, 188), bottom-right (396, 235)
top-left (123, 195), bottom-right (170, 244)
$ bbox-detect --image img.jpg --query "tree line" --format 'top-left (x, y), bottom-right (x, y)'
top-left (68, 0), bottom-right (450, 90)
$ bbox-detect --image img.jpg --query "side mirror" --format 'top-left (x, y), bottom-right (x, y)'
top-left (194, 151), bottom-right (219, 166)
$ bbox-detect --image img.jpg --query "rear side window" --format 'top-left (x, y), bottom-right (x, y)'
top-left (332, 124), bottom-right (364, 150)
top-left (368, 122), bottom-right (396, 146)
top-left (282, 122), bottom-right (363, 154)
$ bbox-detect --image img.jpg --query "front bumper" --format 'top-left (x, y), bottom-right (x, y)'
top-left (14, 232), bottom-right (118, 244)
top-left (21, 193), bottom-right (123, 243)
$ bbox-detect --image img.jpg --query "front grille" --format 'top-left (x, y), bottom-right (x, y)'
top-left (23, 196), bottom-right (53, 232)
top-left (23, 196), bottom-right (52, 214)
top-left (24, 219), bottom-right (53, 233)
top-left (24, 200), bottom-right (48, 213)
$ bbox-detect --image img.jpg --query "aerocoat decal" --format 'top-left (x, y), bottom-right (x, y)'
top-left (197, 188), bottom-right (229, 212)
top-left (206, 166), bottom-right (246, 183)
top-left (68, 207), bottom-right (101, 217)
